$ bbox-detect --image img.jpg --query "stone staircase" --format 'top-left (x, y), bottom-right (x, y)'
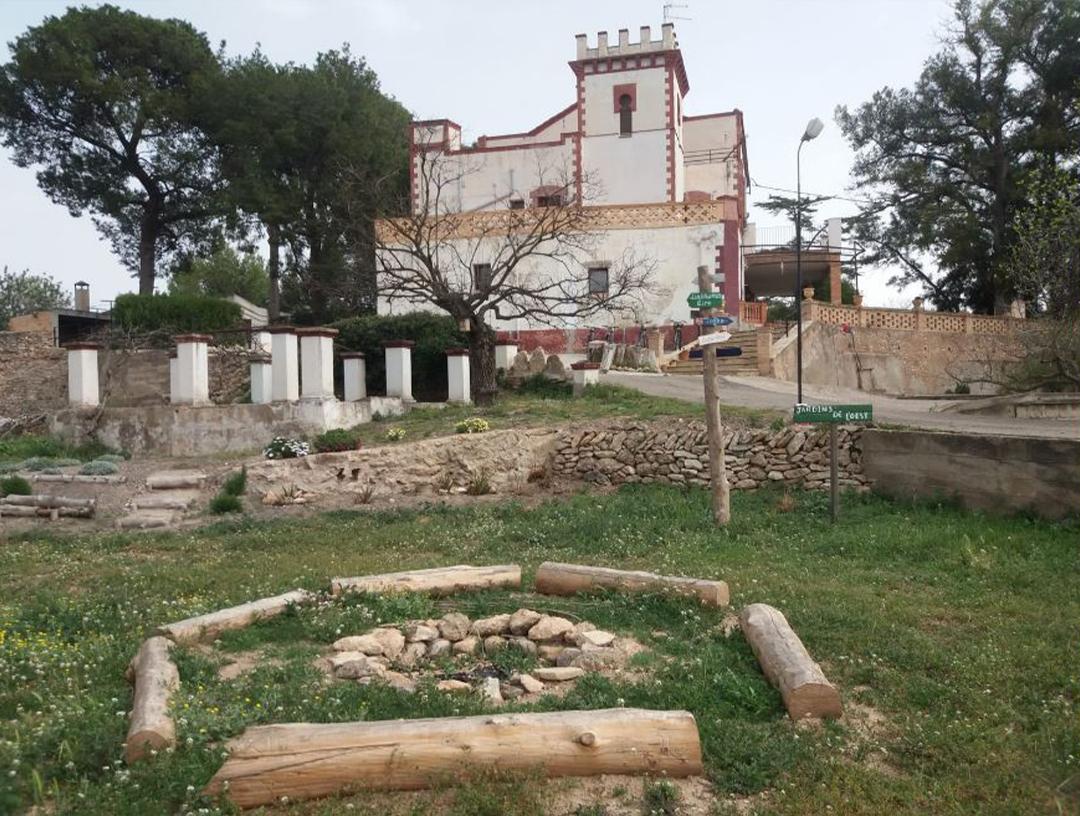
top-left (117, 470), bottom-right (207, 530)
top-left (663, 330), bottom-right (760, 376)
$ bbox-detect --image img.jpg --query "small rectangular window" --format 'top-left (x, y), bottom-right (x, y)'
top-left (537, 194), bottom-right (562, 207)
top-left (588, 266), bottom-right (609, 296)
top-left (508, 199), bottom-right (525, 210)
top-left (472, 263), bottom-right (492, 292)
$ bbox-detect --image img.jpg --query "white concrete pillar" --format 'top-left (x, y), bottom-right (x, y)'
top-left (252, 330), bottom-right (271, 355)
top-left (447, 348), bottom-right (471, 404)
top-left (495, 341), bottom-right (518, 371)
top-left (269, 326), bottom-right (299, 402)
top-left (342, 352), bottom-right (367, 401)
top-left (66, 342), bottom-right (100, 407)
top-left (250, 354), bottom-right (272, 405)
top-left (384, 340), bottom-right (414, 402)
top-left (173, 334), bottom-right (210, 405)
top-left (298, 327), bottom-right (338, 400)
top-left (570, 361), bottom-right (600, 397)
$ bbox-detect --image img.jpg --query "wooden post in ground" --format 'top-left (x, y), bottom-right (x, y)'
top-left (697, 265), bottom-right (730, 526)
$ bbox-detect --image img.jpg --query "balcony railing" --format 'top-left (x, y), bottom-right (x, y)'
top-left (740, 301), bottom-right (767, 325)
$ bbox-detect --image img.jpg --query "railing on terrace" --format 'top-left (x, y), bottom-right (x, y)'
top-left (740, 301), bottom-right (767, 325)
top-left (802, 299), bottom-right (1024, 335)
top-left (744, 224), bottom-right (834, 253)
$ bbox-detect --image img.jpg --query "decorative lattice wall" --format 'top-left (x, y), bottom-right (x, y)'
top-left (803, 301), bottom-right (1021, 336)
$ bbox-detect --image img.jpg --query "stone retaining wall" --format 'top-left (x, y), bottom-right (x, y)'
top-left (0, 331), bottom-right (66, 417)
top-left (551, 420), bottom-right (868, 491)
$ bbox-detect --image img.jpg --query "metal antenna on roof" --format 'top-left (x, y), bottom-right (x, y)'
top-left (663, 2), bottom-right (691, 22)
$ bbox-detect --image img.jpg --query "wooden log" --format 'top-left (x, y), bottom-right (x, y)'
top-left (535, 562), bottom-right (729, 607)
top-left (125, 636), bottom-right (180, 762)
top-left (205, 708), bottom-right (703, 808)
top-left (31, 473), bottom-right (127, 483)
top-left (331, 564), bottom-right (521, 597)
top-left (0, 504), bottom-right (93, 519)
top-left (158, 589), bottom-right (314, 644)
top-left (3, 494), bottom-right (97, 510)
top-left (739, 603), bottom-right (842, 720)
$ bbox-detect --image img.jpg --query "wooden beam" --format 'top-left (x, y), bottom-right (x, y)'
top-left (331, 564), bottom-right (521, 597)
top-left (535, 562), bottom-right (729, 607)
top-left (205, 708), bottom-right (703, 808)
top-left (0, 504), bottom-right (93, 518)
top-left (158, 589), bottom-right (314, 644)
top-left (739, 603), bottom-right (842, 720)
top-left (3, 494), bottom-right (96, 510)
top-left (124, 636), bottom-right (180, 762)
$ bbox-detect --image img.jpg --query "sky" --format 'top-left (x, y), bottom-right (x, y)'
top-left (0, 0), bottom-right (956, 310)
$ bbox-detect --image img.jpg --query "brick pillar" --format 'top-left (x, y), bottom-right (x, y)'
top-left (446, 347), bottom-right (471, 404)
top-left (384, 340), bottom-right (414, 402)
top-left (173, 333), bottom-right (211, 405)
top-left (755, 328), bottom-right (773, 376)
top-left (298, 327), bottom-right (338, 400)
top-left (828, 254), bottom-right (842, 304)
top-left (570, 361), bottom-right (600, 397)
top-left (495, 341), bottom-right (518, 371)
top-left (250, 353), bottom-right (272, 404)
top-left (65, 342), bottom-right (100, 407)
top-left (341, 352), bottom-right (367, 401)
top-left (268, 326), bottom-right (299, 402)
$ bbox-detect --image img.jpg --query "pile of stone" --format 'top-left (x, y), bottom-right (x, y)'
top-left (552, 419), bottom-right (868, 492)
top-left (324, 608), bottom-right (625, 703)
top-left (508, 348), bottom-right (568, 381)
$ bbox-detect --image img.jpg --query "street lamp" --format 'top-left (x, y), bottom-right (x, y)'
top-left (795, 116), bottom-right (824, 405)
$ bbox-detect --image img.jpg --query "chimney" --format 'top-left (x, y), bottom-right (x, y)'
top-left (74, 281), bottom-right (90, 312)
top-left (639, 26), bottom-right (651, 45)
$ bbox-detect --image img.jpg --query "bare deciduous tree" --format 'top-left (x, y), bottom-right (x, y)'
top-left (369, 146), bottom-right (659, 403)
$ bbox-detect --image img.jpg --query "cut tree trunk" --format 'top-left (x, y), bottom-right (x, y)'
top-left (739, 603), bottom-right (842, 720)
top-left (0, 505), bottom-right (92, 518)
top-left (125, 636), bottom-right (180, 762)
top-left (2, 495), bottom-right (96, 510)
top-left (204, 708), bottom-right (703, 808)
top-left (158, 589), bottom-right (313, 644)
top-left (331, 564), bottom-right (521, 597)
top-left (535, 562), bottom-right (729, 607)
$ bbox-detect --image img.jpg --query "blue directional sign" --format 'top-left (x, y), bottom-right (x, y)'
top-left (700, 316), bottom-right (734, 327)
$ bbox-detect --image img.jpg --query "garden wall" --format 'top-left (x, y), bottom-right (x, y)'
top-left (0, 331), bottom-right (66, 417)
top-left (551, 420), bottom-right (867, 491)
top-left (861, 429), bottom-right (1080, 519)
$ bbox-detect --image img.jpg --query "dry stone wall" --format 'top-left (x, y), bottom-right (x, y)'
top-left (0, 331), bottom-right (66, 417)
top-left (551, 420), bottom-right (867, 492)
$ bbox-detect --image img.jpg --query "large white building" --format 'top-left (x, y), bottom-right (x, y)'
top-left (377, 24), bottom-right (755, 347)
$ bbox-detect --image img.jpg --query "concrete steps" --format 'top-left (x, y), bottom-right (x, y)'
top-left (664, 331), bottom-right (760, 376)
top-left (118, 470), bottom-right (208, 530)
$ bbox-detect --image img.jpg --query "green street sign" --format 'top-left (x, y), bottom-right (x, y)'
top-left (687, 292), bottom-right (724, 309)
top-left (793, 403), bottom-right (873, 424)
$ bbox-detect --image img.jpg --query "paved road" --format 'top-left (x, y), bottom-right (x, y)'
top-left (603, 371), bottom-right (1080, 440)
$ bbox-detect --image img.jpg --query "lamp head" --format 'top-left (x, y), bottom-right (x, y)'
top-left (801, 117), bottom-right (824, 142)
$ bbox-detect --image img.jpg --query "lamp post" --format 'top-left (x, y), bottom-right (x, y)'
top-left (795, 116), bottom-right (824, 405)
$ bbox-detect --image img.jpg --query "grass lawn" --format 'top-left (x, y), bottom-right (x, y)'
top-left (0, 485), bottom-right (1076, 815)
top-left (351, 379), bottom-right (781, 449)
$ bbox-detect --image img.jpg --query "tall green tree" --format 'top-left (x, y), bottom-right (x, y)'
top-left (0, 5), bottom-right (223, 295)
top-left (202, 48), bottom-right (409, 324)
top-left (0, 266), bottom-right (69, 328)
top-left (836, 0), bottom-right (1080, 313)
top-left (169, 245), bottom-right (268, 306)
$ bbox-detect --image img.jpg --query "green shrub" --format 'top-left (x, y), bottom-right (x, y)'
top-left (263, 437), bottom-right (309, 459)
top-left (385, 427), bottom-right (406, 442)
top-left (333, 313), bottom-right (467, 401)
top-left (1, 475), bottom-right (32, 496)
top-left (312, 428), bottom-right (361, 453)
top-left (455, 417), bottom-right (490, 434)
top-left (513, 373), bottom-right (572, 399)
top-left (0, 434), bottom-right (116, 462)
top-left (0, 461), bottom-right (20, 474)
top-left (209, 493), bottom-right (243, 514)
top-left (112, 292), bottom-right (242, 335)
top-left (20, 457), bottom-right (55, 472)
top-left (78, 460), bottom-right (118, 476)
top-left (221, 466), bottom-right (247, 497)
top-left (94, 453), bottom-right (127, 464)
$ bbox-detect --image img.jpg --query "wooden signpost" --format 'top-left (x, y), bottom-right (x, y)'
top-left (792, 403), bottom-right (873, 522)
top-left (692, 269), bottom-right (729, 526)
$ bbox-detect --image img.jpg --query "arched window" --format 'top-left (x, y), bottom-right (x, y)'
top-left (619, 93), bottom-right (633, 136)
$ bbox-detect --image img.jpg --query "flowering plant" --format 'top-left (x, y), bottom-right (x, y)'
top-left (385, 427), bottom-right (406, 442)
top-left (455, 417), bottom-right (490, 434)
top-left (263, 437), bottom-right (310, 459)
